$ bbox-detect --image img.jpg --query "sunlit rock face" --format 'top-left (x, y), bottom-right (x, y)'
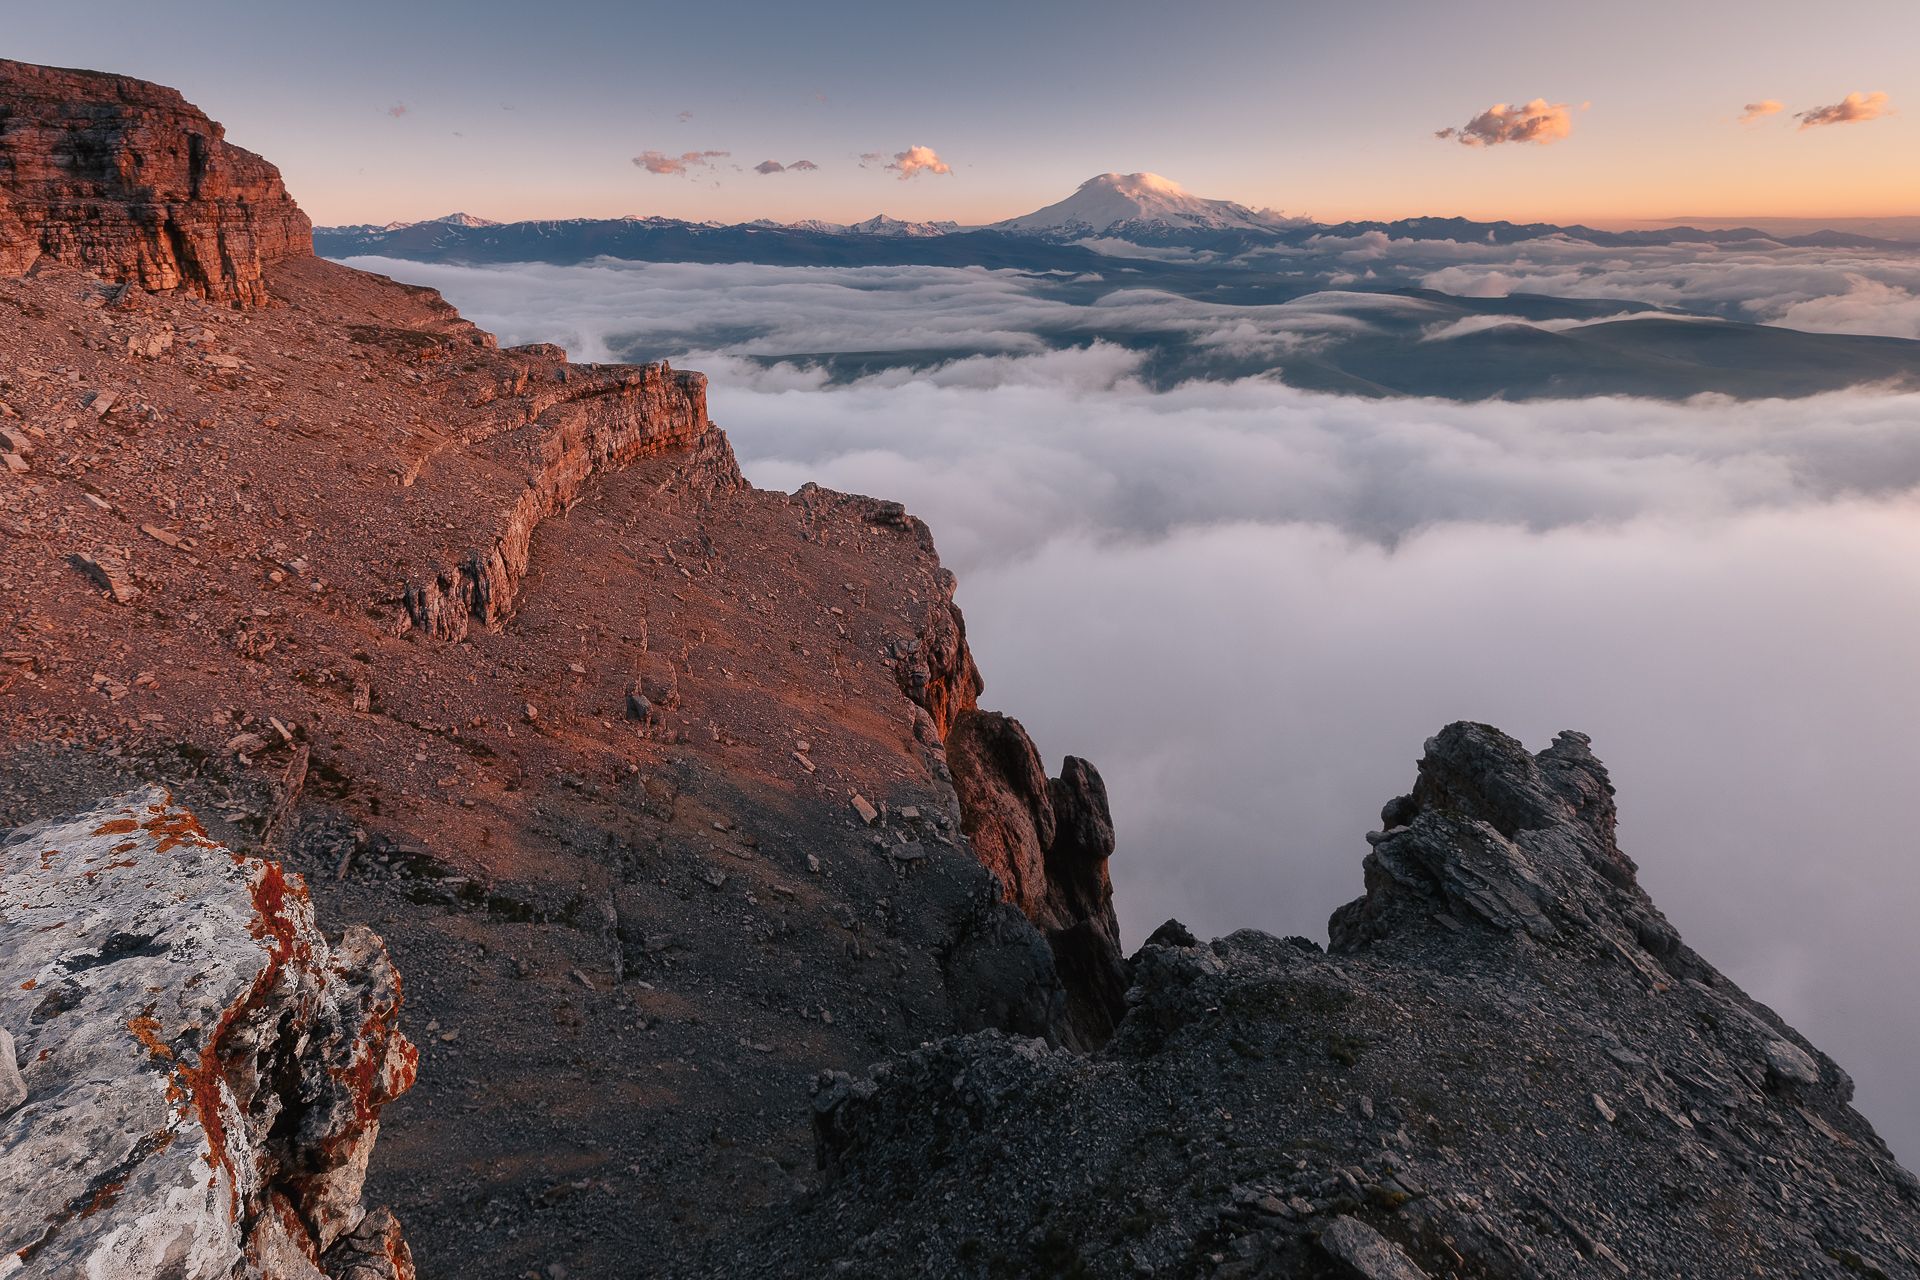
top-left (0, 58), bottom-right (312, 306)
top-left (0, 789), bottom-right (416, 1280)
top-left (947, 710), bottom-right (1127, 1049)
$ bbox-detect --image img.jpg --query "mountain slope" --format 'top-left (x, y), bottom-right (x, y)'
top-left (991, 171), bottom-right (1296, 236)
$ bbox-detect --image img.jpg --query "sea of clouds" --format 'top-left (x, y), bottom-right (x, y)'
top-left (346, 251), bottom-right (1920, 1160)
top-left (1266, 231), bottom-right (1920, 339)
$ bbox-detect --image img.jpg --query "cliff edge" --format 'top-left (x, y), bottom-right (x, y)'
top-left (745, 724), bottom-right (1920, 1278)
top-left (0, 58), bottom-right (1117, 1276)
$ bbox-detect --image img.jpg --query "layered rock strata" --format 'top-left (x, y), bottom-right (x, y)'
top-left (401, 361), bottom-right (726, 641)
top-left (0, 789), bottom-right (416, 1279)
top-left (0, 58), bottom-right (312, 305)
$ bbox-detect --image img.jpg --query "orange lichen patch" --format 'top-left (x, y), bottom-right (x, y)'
top-left (329, 1005), bottom-right (418, 1133)
top-left (91, 818), bottom-right (139, 836)
top-left (111, 840), bottom-right (139, 854)
top-left (127, 1014), bottom-right (175, 1062)
top-left (141, 806), bottom-right (213, 855)
top-left (177, 998), bottom-right (248, 1213)
top-left (246, 862), bottom-right (310, 973)
top-left (159, 860), bottom-right (318, 1220)
top-left (269, 1192), bottom-right (321, 1264)
top-left (20, 979), bottom-right (36, 990)
top-left (76, 1175), bottom-right (128, 1220)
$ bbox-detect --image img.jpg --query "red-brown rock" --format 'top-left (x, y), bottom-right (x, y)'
top-left (947, 710), bottom-right (1127, 1047)
top-left (0, 58), bottom-right (311, 306)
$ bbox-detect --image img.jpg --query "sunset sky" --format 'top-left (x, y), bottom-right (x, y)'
top-left (9, 0), bottom-right (1916, 226)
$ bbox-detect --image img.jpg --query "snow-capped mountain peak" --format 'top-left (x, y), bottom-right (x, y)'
top-left (993, 172), bottom-right (1293, 235)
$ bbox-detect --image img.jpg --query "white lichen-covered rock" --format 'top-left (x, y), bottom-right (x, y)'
top-left (0, 788), bottom-right (417, 1279)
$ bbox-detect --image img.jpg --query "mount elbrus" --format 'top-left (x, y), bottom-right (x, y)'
top-left (1, 56), bottom-right (1916, 1280)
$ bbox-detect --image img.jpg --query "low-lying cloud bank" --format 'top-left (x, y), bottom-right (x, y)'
top-left (357, 256), bottom-right (1920, 1164)
top-left (715, 355), bottom-right (1920, 1161)
top-left (1277, 233), bottom-right (1920, 340)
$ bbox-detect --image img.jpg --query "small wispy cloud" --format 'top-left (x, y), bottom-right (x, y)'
top-left (755, 159), bottom-right (820, 174)
top-left (676, 109), bottom-right (694, 123)
top-left (1436, 99), bottom-right (1574, 147)
top-left (887, 144), bottom-right (953, 180)
top-left (1798, 91), bottom-right (1892, 130)
top-left (632, 149), bottom-right (731, 176)
top-left (858, 151), bottom-right (885, 168)
top-left (1740, 100), bottom-right (1784, 123)
top-left (387, 103), bottom-right (409, 119)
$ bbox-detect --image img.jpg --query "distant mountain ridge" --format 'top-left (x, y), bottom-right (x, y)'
top-left (315, 171), bottom-right (1901, 263)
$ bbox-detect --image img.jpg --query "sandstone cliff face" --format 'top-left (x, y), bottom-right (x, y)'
top-left (0, 789), bottom-right (416, 1280)
top-left (0, 58), bottom-right (311, 306)
top-left (756, 725), bottom-right (1920, 1279)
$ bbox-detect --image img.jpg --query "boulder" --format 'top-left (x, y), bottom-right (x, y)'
top-left (0, 788), bottom-right (417, 1279)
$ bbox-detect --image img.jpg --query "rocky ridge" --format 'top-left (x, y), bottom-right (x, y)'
top-left (0, 788), bottom-right (415, 1279)
top-left (0, 58), bottom-right (1118, 1275)
top-left (0, 58), bottom-right (311, 306)
top-left (731, 724), bottom-right (1920, 1278)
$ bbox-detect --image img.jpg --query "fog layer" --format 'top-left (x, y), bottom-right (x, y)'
top-left (350, 255), bottom-right (1920, 1163)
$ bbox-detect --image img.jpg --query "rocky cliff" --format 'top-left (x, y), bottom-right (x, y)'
top-left (734, 724), bottom-right (1920, 1278)
top-left (3, 58), bottom-right (1911, 1280)
top-left (0, 58), bottom-right (311, 305)
top-left (0, 59), bottom-right (1113, 1276)
top-left (947, 711), bottom-right (1126, 1049)
top-left (0, 789), bottom-right (416, 1279)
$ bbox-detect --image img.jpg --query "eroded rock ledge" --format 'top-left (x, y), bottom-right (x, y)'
top-left (0, 790), bottom-right (416, 1279)
top-left (400, 358), bottom-right (731, 640)
top-left (738, 724), bottom-right (1920, 1279)
top-left (0, 58), bottom-right (312, 305)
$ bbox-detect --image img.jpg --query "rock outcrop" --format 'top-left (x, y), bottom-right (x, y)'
top-left (0, 58), bottom-right (311, 305)
top-left (947, 711), bottom-right (1126, 1048)
top-left (400, 357), bottom-right (727, 640)
top-left (0, 58), bottom-right (1103, 1278)
top-left (739, 724), bottom-right (1920, 1279)
top-left (0, 789), bottom-right (416, 1279)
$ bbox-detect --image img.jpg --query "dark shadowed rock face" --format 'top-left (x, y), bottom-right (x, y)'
top-left (0, 58), bottom-right (311, 305)
top-left (734, 724), bottom-right (1920, 1279)
top-left (946, 710), bottom-right (1127, 1048)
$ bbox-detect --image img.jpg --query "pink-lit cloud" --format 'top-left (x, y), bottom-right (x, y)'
top-left (386, 103), bottom-right (408, 119)
top-left (887, 144), bottom-right (953, 180)
top-left (1798, 92), bottom-right (1893, 130)
top-left (1740, 100), bottom-right (1784, 123)
top-left (632, 149), bottom-right (731, 176)
top-left (1435, 99), bottom-right (1574, 147)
